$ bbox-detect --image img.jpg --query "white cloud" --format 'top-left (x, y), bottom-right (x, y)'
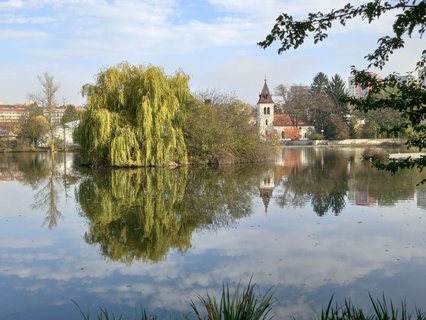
top-left (1, 15), bottom-right (57, 24)
top-left (0, 0), bottom-right (421, 104)
top-left (0, 0), bottom-right (23, 10)
top-left (1, 252), bottom-right (60, 261)
top-left (0, 29), bottom-right (48, 39)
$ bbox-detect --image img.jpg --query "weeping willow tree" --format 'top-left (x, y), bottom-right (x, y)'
top-left (76, 168), bottom-right (192, 263)
top-left (75, 62), bottom-right (191, 167)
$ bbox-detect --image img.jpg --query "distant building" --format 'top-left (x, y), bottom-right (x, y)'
top-left (0, 107), bottom-right (27, 123)
top-left (348, 72), bottom-right (381, 99)
top-left (395, 74), bottom-right (416, 84)
top-left (257, 80), bottom-right (275, 136)
top-left (39, 120), bottom-right (80, 148)
top-left (256, 80), bottom-right (313, 140)
top-left (43, 107), bottom-right (67, 124)
top-left (42, 105), bottom-right (85, 124)
top-left (0, 127), bottom-right (17, 139)
top-left (273, 114), bottom-right (313, 140)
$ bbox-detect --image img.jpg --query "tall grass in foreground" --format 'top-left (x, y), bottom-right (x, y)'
top-left (188, 281), bottom-right (275, 320)
top-left (73, 284), bottom-right (426, 320)
top-left (321, 294), bottom-right (426, 320)
top-left (72, 281), bottom-right (274, 320)
top-left (72, 299), bottom-right (158, 320)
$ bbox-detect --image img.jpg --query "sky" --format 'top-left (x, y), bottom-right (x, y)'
top-left (0, 0), bottom-right (423, 106)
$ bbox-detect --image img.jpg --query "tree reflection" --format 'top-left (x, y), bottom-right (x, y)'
top-left (274, 147), bottom-right (426, 215)
top-left (32, 154), bottom-right (62, 229)
top-left (76, 165), bottom-right (260, 264)
top-left (349, 160), bottom-right (420, 206)
top-left (275, 148), bottom-right (349, 216)
top-left (0, 153), bottom-right (50, 185)
top-left (0, 152), bottom-right (79, 228)
top-left (76, 168), bottom-right (191, 263)
top-left (181, 166), bottom-right (260, 228)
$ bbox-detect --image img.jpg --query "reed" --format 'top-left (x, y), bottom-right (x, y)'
top-left (320, 294), bottom-right (426, 320)
top-left (72, 299), bottom-right (157, 320)
top-left (188, 280), bottom-right (274, 320)
top-left (73, 286), bottom-right (426, 320)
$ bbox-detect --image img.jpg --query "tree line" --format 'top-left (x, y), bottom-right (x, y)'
top-left (274, 72), bottom-right (407, 141)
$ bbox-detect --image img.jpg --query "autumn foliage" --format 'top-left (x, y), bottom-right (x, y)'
top-left (283, 127), bottom-right (300, 140)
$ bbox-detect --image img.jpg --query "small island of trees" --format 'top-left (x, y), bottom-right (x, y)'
top-left (74, 62), bottom-right (268, 167)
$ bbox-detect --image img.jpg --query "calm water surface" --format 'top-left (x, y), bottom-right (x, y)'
top-left (1, 147), bottom-right (426, 319)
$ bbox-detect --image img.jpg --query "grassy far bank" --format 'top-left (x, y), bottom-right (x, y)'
top-left (73, 282), bottom-right (426, 320)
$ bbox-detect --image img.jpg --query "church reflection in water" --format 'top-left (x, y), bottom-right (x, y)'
top-left (258, 147), bottom-right (426, 215)
top-left (259, 168), bottom-right (274, 213)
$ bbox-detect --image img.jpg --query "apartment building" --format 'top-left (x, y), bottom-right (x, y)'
top-left (42, 107), bottom-right (66, 124)
top-left (0, 107), bottom-right (28, 123)
top-left (348, 72), bottom-right (381, 98)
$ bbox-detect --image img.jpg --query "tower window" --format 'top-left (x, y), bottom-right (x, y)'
top-left (267, 107), bottom-right (270, 114)
top-left (265, 119), bottom-right (268, 126)
top-left (264, 107), bottom-right (267, 115)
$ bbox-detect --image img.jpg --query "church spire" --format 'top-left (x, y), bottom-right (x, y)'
top-left (258, 79), bottom-right (274, 104)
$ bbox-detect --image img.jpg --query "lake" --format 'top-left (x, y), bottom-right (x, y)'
top-left (1, 147), bottom-right (426, 319)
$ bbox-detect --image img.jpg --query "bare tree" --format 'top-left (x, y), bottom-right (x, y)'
top-left (31, 154), bottom-right (62, 229)
top-left (276, 84), bottom-right (311, 127)
top-left (28, 73), bottom-right (60, 153)
top-left (195, 88), bottom-right (238, 107)
top-left (273, 84), bottom-right (289, 113)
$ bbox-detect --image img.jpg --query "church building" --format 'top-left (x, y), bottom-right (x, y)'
top-left (256, 80), bottom-right (313, 140)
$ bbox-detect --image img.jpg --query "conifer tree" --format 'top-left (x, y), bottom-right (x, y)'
top-left (327, 74), bottom-right (348, 116)
top-left (310, 72), bottom-right (329, 94)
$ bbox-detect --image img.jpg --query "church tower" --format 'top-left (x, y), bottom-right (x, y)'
top-left (257, 79), bottom-right (274, 136)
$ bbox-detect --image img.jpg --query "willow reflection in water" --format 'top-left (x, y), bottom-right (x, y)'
top-left (76, 166), bottom-right (262, 263)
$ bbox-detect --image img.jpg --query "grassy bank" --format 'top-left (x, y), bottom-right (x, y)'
top-left (73, 282), bottom-right (426, 320)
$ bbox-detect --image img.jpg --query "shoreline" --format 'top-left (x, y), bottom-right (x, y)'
top-left (280, 138), bottom-right (405, 147)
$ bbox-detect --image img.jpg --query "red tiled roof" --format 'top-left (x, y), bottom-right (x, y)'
top-left (273, 114), bottom-right (311, 127)
top-left (0, 108), bottom-right (26, 112)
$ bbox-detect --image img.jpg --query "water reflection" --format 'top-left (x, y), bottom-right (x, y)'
top-left (76, 166), bottom-right (262, 263)
top-left (275, 148), bottom-right (349, 215)
top-left (1, 148), bottom-right (425, 231)
top-left (1, 149), bottom-right (426, 319)
top-left (0, 153), bottom-right (50, 184)
top-left (0, 152), bottom-right (81, 228)
top-left (267, 148), bottom-right (426, 215)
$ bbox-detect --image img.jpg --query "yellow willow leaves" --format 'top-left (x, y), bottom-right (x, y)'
top-left (110, 127), bottom-right (142, 167)
top-left (76, 62), bottom-right (190, 167)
